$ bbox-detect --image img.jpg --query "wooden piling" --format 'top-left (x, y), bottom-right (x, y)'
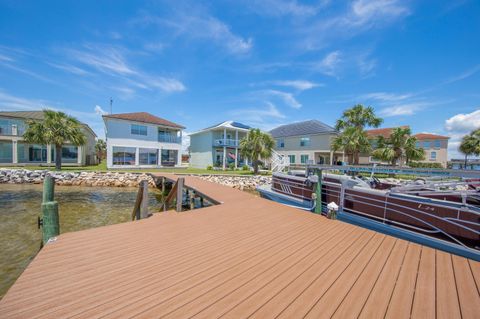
top-left (140, 180), bottom-right (149, 219)
top-left (41, 175), bottom-right (59, 245)
top-left (176, 178), bottom-right (184, 212)
top-left (314, 168), bottom-right (323, 214)
top-left (190, 191), bottom-right (195, 210)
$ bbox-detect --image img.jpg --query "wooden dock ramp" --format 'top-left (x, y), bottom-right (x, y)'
top-left (0, 173), bottom-right (479, 318)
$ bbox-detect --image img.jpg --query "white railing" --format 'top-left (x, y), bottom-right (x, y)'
top-left (214, 139), bottom-right (239, 147)
top-left (158, 135), bottom-right (181, 143)
top-left (271, 150), bottom-right (290, 172)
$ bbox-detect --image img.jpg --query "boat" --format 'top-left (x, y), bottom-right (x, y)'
top-left (257, 165), bottom-right (480, 255)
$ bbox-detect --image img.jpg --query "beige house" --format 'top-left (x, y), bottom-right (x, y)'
top-left (359, 127), bottom-right (449, 168)
top-left (270, 120), bottom-right (342, 165)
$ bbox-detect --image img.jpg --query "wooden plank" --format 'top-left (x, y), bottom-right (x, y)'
top-left (384, 243), bottom-right (422, 319)
top-left (469, 259), bottom-right (480, 295)
top-left (331, 238), bottom-right (398, 319)
top-left (358, 240), bottom-right (409, 319)
top-left (305, 236), bottom-right (397, 319)
top-left (452, 255), bottom-right (480, 319)
top-left (436, 250), bottom-right (462, 319)
top-left (410, 247), bottom-right (436, 319)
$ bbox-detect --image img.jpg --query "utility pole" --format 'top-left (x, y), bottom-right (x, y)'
top-left (110, 97), bottom-right (113, 114)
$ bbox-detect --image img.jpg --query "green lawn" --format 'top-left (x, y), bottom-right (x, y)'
top-left (0, 162), bottom-right (262, 175)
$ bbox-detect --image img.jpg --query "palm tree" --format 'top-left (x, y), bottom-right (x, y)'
top-left (332, 105), bottom-right (382, 164)
top-left (331, 127), bottom-right (371, 164)
top-left (335, 104), bottom-right (383, 131)
top-left (95, 139), bottom-right (107, 163)
top-left (459, 130), bottom-right (480, 168)
top-left (23, 110), bottom-right (86, 170)
top-left (239, 128), bottom-right (275, 174)
top-left (372, 127), bottom-right (424, 166)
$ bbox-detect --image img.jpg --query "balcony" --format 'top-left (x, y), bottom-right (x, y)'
top-left (0, 125), bottom-right (24, 136)
top-left (158, 134), bottom-right (181, 144)
top-left (214, 139), bottom-right (239, 147)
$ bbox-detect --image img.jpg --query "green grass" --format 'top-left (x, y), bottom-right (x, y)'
top-left (0, 162), bottom-right (263, 175)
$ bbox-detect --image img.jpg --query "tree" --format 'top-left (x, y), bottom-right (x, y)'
top-left (23, 110), bottom-right (86, 170)
top-left (331, 126), bottom-right (371, 164)
top-left (371, 127), bottom-right (425, 166)
top-left (335, 104), bottom-right (383, 131)
top-left (239, 128), bottom-right (275, 174)
top-left (95, 139), bottom-right (107, 163)
top-left (459, 130), bottom-right (480, 167)
top-left (332, 104), bottom-right (383, 164)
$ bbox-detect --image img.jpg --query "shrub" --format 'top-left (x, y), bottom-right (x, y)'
top-left (409, 162), bottom-right (443, 169)
top-left (242, 165), bottom-right (249, 171)
top-left (228, 162), bottom-right (235, 170)
top-left (206, 165), bottom-right (213, 170)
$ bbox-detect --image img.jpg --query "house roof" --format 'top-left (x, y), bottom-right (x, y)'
top-left (269, 120), bottom-right (336, 138)
top-left (102, 112), bottom-right (185, 129)
top-left (0, 110), bottom-right (97, 137)
top-left (414, 133), bottom-right (450, 140)
top-left (189, 121), bottom-right (251, 136)
top-left (366, 126), bottom-right (410, 138)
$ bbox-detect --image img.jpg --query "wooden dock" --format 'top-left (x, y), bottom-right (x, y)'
top-left (0, 173), bottom-right (479, 318)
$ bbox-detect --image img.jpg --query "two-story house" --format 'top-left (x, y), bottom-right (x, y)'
top-left (359, 127), bottom-right (449, 167)
top-left (0, 111), bottom-right (97, 166)
top-left (102, 112), bottom-right (184, 169)
top-left (270, 120), bottom-right (341, 166)
top-left (189, 121), bottom-right (251, 169)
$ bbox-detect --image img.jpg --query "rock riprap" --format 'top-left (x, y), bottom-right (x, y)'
top-left (0, 169), bottom-right (156, 187)
top-left (195, 174), bottom-right (271, 191)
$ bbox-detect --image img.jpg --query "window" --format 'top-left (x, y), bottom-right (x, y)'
top-left (131, 124), bottom-right (147, 136)
top-left (301, 154), bottom-right (309, 164)
top-left (434, 140), bottom-right (441, 148)
top-left (61, 146), bottom-right (78, 162)
top-left (430, 151), bottom-right (437, 160)
top-left (0, 141), bottom-right (12, 163)
top-left (423, 141), bottom-right (431, 148)
top-left (288, 155), bottom-right (295, 164)
top-left (415, 141), bottom-right (421, 148)
top-left (161, 149), bottom-right (178, 166)
top-left (112, 146), bottom-right (136, 165)
top-left (300, 137), bottom-right (310, 147)
top-left (277, 139), bottom-right (285, 148)
top-left (139, 148), bottom-right (158, 165)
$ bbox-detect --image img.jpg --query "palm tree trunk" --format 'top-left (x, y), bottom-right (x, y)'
top-left (55, 144), bottom-right (62, 170)
top-left (253, 161), bottom-right (259, 175)
top-left (464, 154), bottom-right (468, 168)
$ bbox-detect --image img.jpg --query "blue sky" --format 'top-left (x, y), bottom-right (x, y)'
top-left (0, 0), bottom-right (479, 158)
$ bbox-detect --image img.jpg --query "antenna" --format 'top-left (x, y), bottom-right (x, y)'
top-left (109, 97), bottom-right (113, 114)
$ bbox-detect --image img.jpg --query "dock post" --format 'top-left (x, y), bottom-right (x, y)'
top-left (176, 178), bottom-right (184, 212)
top-left (140, 180), bottom-right (149, 219)
top-left (161, 177), bottom-right (165, 194)
top-left (314, 169), bottom-right (323, 214)
top-left (190, 191), bottom-right (195, 210)
top-left (200, 197), bottom-right (204, 208)
top-left (41, 175), bottom-right (59, 245)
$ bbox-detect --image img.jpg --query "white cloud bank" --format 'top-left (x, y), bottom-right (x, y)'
top-left (445, 109), bottom-right (480, 132)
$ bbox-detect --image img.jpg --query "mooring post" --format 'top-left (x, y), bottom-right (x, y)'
top-left (41, 175), bottom-right (59, 245)
top-left (176, 178), bottom-right (185, 212)
top-left (314, 168), bottom-right (323, 214)
top-left (140, 180), bottom-right (149, 219)
top-left (190, 191), bottom-right (195, 210)
top-left (161, 177), bottom-right (165, 194)
top-left (200, 197), bottom-right (204, 208)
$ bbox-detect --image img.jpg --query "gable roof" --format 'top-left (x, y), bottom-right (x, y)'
top-left (0, 111), bottom-right (97, 137)
top-left (414, 133), bottom-right (450, 140)
top-left (102, 112), bottom-right (185, 129)
top-left (190, 121), bottom-right (251, 136)
top-left (366, 126), bottom-right (410, 138)
top-left (269, 120), bottom-right (336, 138)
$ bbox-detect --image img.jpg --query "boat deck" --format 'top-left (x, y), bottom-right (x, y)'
top-left (0, 174), bottom-right (479, 318)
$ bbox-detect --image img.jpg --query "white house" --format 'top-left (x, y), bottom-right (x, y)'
top-left (103, 112), bottom-right (184, 169)
top-left (189, 121), bottom-right (251, 169)
top-left (0, 111), bottom-right (97, 166)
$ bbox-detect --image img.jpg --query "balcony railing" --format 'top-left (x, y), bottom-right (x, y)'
top-left (0, 125), bottom-right (24, 136)
top-left (214, 139), bottom-right (239, 147)
top-left (158, 135), bottom-right (181, 144)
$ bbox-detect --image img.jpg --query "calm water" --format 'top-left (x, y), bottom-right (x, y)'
top-left (0, 184), bottom-right (164, 298)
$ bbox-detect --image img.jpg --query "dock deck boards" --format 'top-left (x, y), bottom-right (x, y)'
top-left (0, 173), bottom-right (479, 318)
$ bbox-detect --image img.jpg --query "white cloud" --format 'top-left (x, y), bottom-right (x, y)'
top-left (378, 103), bottom-right (427, 117)
top-left (351, 0), bottom-right (409, 24)
top-left (314, 51), bottom-right (342, 77)
top-left (444, 64), bottom-right (480, 84)
top-left (94, 105), bottom-right (108, 115)
top-left (230, 102), bottom-right (286, 130)
top-left (445, 109), bottom-right (480, 133)
top-left (149, 77), bottom-right (186, 93)
top-left (247, 0), bottom-right (322, 16)
top-left (68, 45), bottom-right (135, 75)
top-left (48, 62), bottom-right (90, 75)
top-left (264, 90), bottom-right (302, 109)
top-left (142, 12), bottom-right (252, 55)
top-left (362, 92), bottom-right (413, 102)
top-left (268, 80), bottom-right (321, 91)
top-left (0, 90), bottom-right (48, 110)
